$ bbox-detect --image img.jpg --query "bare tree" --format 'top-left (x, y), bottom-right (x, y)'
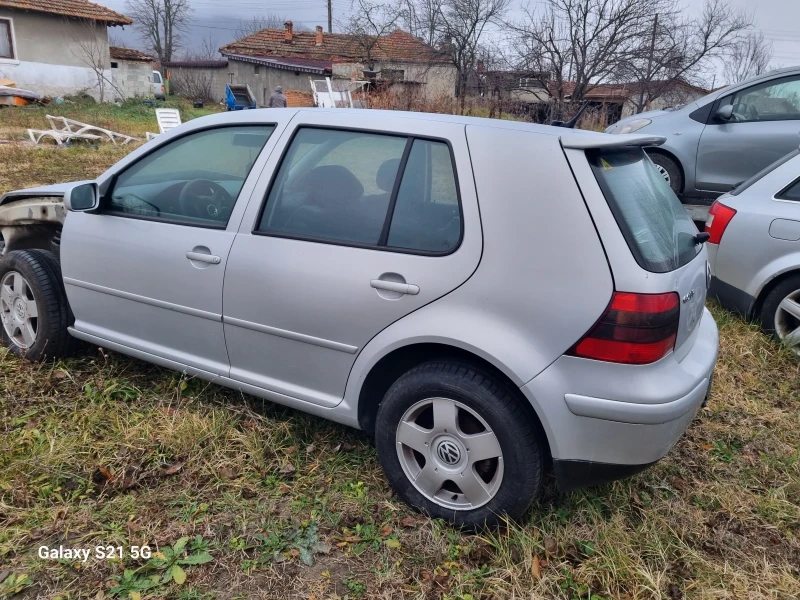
top-left (234, 13), bottom-right (300, 38)
top-left (170, 69), bottom-right (216, 101)
top-left (66, 18), bottom-right (125, 102)
top-left (440, 0), bottom-right (510, 111)
top-left (345, 0), bottom-right (407, 69)
top-left (723, 31), bottom-right (773, 84)
top-left (509, 0), bottom-right (665, 121)
top-left (126, 0), bottom-right (192, 64)
top-left (179, 34), bottom-right (220, 60)
top-left (622, 0), bottom-right (752, 114)
top-left (403, 0), bottom-right (446, 46)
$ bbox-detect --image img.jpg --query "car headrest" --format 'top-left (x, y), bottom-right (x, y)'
top-left (302, 165), bottom-right (364, 205)
top-left (376, 158), bottom-right (401, 193)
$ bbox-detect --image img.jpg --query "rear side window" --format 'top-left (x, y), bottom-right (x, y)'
top-left (587, 148), bottom-right (699, 273)
top-left (257, 127), bottom-right (461, 253)
top-left (778, 177), bottom-right (800, 201)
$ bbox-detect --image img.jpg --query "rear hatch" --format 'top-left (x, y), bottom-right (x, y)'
top-left (565, 139), bottom-right (708, 358)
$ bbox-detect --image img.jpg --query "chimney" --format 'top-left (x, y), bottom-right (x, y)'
top-left (315, 25), bottom-right (323, 46)
top-left (284, 21), bottom-right (293, 43)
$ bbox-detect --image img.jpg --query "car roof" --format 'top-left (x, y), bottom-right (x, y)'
top-left (183, 108), bottom-right (664, 149)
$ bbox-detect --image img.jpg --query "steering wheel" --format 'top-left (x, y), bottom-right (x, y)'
top-left (178, 179), bottom-right (233, 221)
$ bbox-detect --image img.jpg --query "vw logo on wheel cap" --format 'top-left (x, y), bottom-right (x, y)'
top-left (436, 440), bottom-right (461, 465)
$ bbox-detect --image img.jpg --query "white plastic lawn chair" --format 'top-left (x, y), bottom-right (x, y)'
top-left (146, 108), bottom-right (182, 140)
top-left (28, 129), bottom-right (102, 146)
top-left (45, 115), bottom-right (138, 145)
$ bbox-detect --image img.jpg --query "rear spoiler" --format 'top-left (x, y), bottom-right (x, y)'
top-left (560, 134), bottom-right (666, 150)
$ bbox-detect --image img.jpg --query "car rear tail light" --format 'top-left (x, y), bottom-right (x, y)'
top-left (705, 201), bottom-right (737, 244)
top-left (567, 292), bottom-right (680, 365)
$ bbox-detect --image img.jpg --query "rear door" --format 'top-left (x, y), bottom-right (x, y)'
top-left (696, 74), bottom-right (800, 193)
top-left (222, 112), bottom-right (482, 407)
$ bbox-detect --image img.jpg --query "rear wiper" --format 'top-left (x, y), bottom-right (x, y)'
top-left (694, 232), bottom-right (710, 245)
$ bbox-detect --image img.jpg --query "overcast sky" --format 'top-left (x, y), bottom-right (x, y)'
top-left (101, 0), bottom-right (800, 82)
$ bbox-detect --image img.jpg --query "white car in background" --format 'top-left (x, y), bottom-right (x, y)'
top-left (153, 70), bottom-right (165, 100)
top-left (707, 149), bottom-right (800, 354)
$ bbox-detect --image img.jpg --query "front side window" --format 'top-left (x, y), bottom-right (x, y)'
top-left (152, 72), bottom-right (162, 84)
top-left (257, 127), bottom-right (462, 253)
top-left (719, 76), bottom-right (800, 123)
top-left (108, 126), bottom-right (274, 227)
top-left (0, 19), bottom-right (14, 59)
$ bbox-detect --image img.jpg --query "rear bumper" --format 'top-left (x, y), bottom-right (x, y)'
top-left (708, 275), bottom-right (755, 318)
top-left (521, 307), bottom-right (718, 491)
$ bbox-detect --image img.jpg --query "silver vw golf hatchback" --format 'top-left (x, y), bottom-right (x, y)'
top-left (0, 109), bottom-right (719, 527)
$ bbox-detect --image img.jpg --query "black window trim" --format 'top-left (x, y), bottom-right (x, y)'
top-left (252, 124), bottom-right (465, 257)
top-left (100, 123), bottom-right (277, 230)
top-left (0, 17), bottom-right (14, 60)
top-left (776, 174), bottom-right (800, 202)
top-left (708, 74), bottom-right (800, 125)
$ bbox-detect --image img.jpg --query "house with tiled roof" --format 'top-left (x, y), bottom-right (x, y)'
top-left (202, 22), bottom-right (457, 105)
top-left (0, 0), bottom-right (150, 100)
top-left (110, 46), bottom-right (156, 100)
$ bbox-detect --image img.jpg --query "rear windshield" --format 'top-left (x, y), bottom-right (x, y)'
top-left (587, 148), bottom-right (700, 273)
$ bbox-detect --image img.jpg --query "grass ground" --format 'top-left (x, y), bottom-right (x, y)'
top-left (0, 103), bottom-right (799, 600)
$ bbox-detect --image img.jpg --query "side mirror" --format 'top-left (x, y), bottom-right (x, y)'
top-left (715, 104), bottom-right (734, 121)
top-left (63, 182), bottom-right (99, 212)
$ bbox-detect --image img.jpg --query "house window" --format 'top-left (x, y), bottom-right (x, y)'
top-left (110, 61), bottom-right (119, 69)
top-left (254, 65), bottom-right (260, 75)
top-left (229, 73), bottom-right (234, 84)
top-left (0, 18), bottom-right (15, 60)
top-left (519, 78), bottom-right (539, 89)
top-left (382, 69), bottom-right (405, 81)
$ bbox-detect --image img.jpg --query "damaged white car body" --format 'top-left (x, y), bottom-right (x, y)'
top-left (0, 183), bottom-right (78, 255)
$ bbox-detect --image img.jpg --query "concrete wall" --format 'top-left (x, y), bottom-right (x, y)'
top-left (111, 60), bottom-right (153, 100)
top-left (227, 60), bottom-right (316, 106)
top-left (167, 66), bottom-right (228, 102)
top-left (332, 61), bottom-right (457, 100)
top-left (0, 9), bottom-right (113, 100)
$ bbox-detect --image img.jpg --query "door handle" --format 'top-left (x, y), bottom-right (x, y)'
top-left (370, 279), bottom-right (420, 295)
top-left (186, 251), bottom-right (221, 265)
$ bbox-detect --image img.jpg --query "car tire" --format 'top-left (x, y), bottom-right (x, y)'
top-left (375, 360), bottom-right (543, 529)
top-left (647, 152), bottom-right (683, 194)
top-left (0, 249), bottom-right (77, 361)
top-left (759, 274), bottom-right (800, 356)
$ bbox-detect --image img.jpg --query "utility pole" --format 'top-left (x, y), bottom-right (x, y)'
top-left (328, 0), bottom-right (332, 33)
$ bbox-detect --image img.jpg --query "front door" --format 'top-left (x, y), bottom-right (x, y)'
top-left (61, 124), bottom-right (277, 376)
top-left (696, 74), bottom-right (800, 193)
top-left (222, 114), bottom-right (482, 407)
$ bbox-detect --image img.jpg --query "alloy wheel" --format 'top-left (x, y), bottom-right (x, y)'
top-left (395, 397), bottom-right (504, 510)
top-left (0, 271), bottom-right (38, 349)
top-left (654, 163), bottom-right (671, 185)
top-left (774, 288), bottom-right (800, 356)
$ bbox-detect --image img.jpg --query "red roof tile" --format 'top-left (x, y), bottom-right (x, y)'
top-left (110, 47), bottom-right (154, 62)
top-left (221, 28), bottom-right (450, 65)
top-left (0, 0), bottom-right (132, 25)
